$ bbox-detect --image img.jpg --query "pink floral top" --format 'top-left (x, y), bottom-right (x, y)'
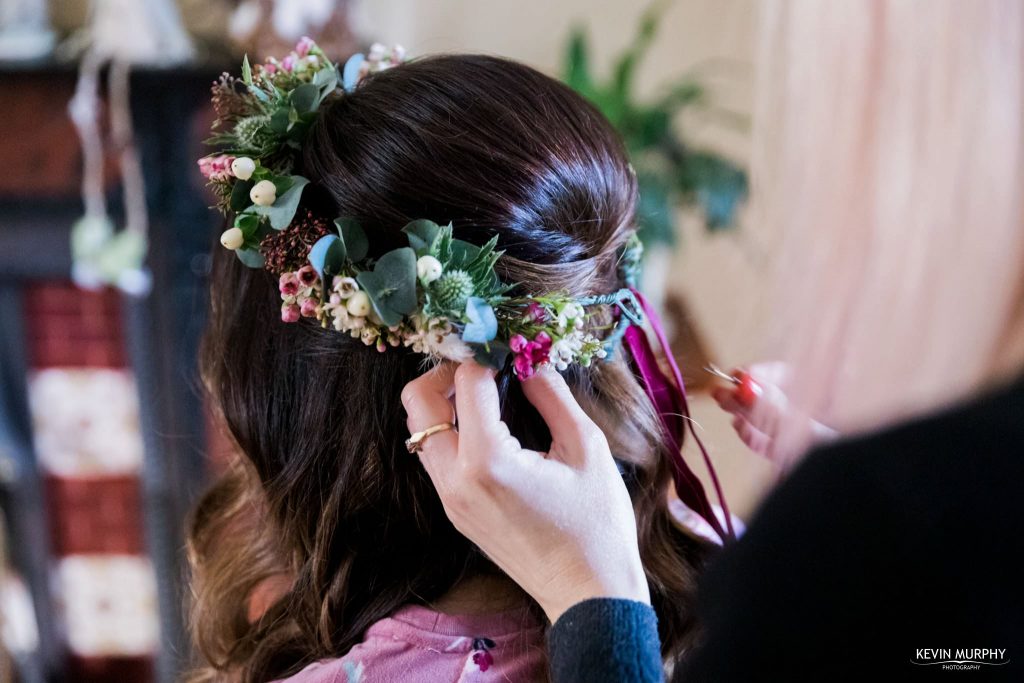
top-left (279, 604), bottom-right (548, 683)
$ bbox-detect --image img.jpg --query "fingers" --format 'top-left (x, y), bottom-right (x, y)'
top-left (712, 386), bottom-right (751, 416)
top-left (713, 383), bottom-right (778, 437)
top-left (731, 414), bottom-right (771, 456)
top-left (453, 362), bottom-right (503, 442)
top-left (520, 367), bottom-right (600, 456)
top-left (401, 363), bottom-right (459, 463)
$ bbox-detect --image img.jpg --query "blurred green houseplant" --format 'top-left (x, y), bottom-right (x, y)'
top-left (563, 2), bottom-right (748, 246)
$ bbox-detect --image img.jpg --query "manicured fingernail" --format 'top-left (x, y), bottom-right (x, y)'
top-left (734, 371), bottom-right (762, 408)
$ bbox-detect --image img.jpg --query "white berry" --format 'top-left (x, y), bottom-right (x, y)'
top-left (220, 227), bottom-right (244, 250)
top-left (250, 179), bottom-right (277, 206)
top-left (416, 255), bottom-right (443, 284)
top-left (346, 291), bottom-right (372, 317)
top-left (231, 157), bottom-right (256, 180)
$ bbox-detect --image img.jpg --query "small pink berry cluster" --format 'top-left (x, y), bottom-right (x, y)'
top-left (197, 154), bottom-right (235, 181)
top-left (278, 265), bottom-right (320, 322)
top-left (258, 36), bottom-right (323, 79)
top-left (358, 42), bottom-right (407, 80)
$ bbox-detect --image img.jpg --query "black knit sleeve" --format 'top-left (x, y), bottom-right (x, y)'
top-left (547, 598), bottom-right (664, 683)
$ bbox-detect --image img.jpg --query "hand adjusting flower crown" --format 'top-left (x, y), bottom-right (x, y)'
top-left (198, 39), bottom-right (644, 378)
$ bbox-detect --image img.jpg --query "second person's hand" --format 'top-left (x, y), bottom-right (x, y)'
top-left (401, 362), bottom-right (651, 624)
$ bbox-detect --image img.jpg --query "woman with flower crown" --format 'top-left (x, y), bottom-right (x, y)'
top-left (188, 40), bottom-right (731, 682)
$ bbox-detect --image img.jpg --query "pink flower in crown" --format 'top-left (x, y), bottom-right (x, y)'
top-left (525, 301), bottom-right (548, 323)
top-left (530, 332), bottom-right (553, 362)
top-left (295, 36), bottom-right (315, 58)
top-left (279, 272), bottom-right (300, 296)
top-left (281, 303), bottom-right (301, 323)
top-left (509, 333), bottom-right (529, 354)
top-left (198, 154), bottom-right (235, 181)
top-left (513, 352), bottom-right (535, 379)
top-left (281, 54), bottom-right (296, 72)
top-left (300, 298), bottom-right (319, 318)
top-left (263, 62), bottom-right (278, 77)
top-left (510, 331), bottom-right (554, 379)
top-left (296, 265), bottom-right (318, 287)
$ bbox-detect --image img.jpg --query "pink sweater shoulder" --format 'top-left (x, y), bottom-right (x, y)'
top-left (278, 604), bottom-right (548, 683)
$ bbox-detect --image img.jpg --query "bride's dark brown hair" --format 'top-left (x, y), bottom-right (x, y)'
top-left (189, 54), bottom-right (709, 681)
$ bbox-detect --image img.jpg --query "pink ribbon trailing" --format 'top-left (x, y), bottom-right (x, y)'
top-left (622, 287), bottom-right (735, 543)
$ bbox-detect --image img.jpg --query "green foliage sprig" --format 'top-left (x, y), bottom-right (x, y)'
top-left (564, 1), bottom-right (749, 245)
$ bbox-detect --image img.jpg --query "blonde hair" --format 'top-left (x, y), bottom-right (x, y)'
top-left (753, 0), bottom-right (1024, 439)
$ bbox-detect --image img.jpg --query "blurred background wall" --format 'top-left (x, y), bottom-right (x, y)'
top-left (0, 1), bottom-right (769, 681)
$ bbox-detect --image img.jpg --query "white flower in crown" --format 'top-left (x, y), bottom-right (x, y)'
top-left (432, 331), bottom-right (475, 362)
top-left (555, 302), bottom-right (585, 333)
top-left (332, 276), bottom-right (359, 298)
top-left (324, 293), bottom-right (350, 331)
top-left (549, 335), bottom-right (583, 371)
top-left (402, 315), bottom-right (473, 361)
top-left (403, 315), bottom-right (435, 351)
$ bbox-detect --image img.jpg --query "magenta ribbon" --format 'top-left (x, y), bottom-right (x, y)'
top-left (622, 288), bottom-right (735, 543)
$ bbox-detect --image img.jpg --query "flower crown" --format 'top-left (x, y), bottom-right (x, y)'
top-left (198, 39), bottom-right (645, 378)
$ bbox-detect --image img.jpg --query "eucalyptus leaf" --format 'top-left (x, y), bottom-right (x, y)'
top-left (472, 339), bottom-right (510, 370)
top-left (236, 247), bottom-right (264, 268)
top-left (402, 219), bottom-right (441, 254)
top-left (342, 54), bottom-right (365, 92)
top-left (308, 234), bottom-right (346, 281)
top-left (312, 66), bottom-right (339, 96)
top-left (291, 83), bottom-right (319, 113)
top-left (270, 176), bottom-right (295, 196)
top-left (334, 217), bottom-right (368, 262)
top-left (230, 179), bottom-right (255, 212)
top-left (252, 176), bottom-right (309, 230)
top-left (269, 107), bottom-right (290, 135)
top-left (355, 247), bottom-right (417, 326)
top-left (287, 118), bottom-right (312, 142)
